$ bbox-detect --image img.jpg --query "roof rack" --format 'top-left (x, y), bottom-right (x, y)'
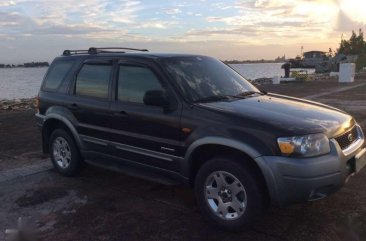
top-left (88, 47), bottom-right (149, 54)
top-left (62, 49), bottom-right (89, 56)
top-left (62, 47), bottom-right (149, 56)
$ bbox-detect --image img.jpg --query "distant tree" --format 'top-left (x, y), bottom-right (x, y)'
top-left (337, 29), bottom-right (366, 71)
top-left (23, 62), bottom-right (49, 67)
top-left (327, 48), bottom-right (334, 58)
top-left (338, 29), bottom-right (366, 55)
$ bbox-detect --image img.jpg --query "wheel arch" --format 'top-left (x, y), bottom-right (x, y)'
top-left (42, 114), bottom-right (82, 153)
top-left (184, 137), bottom-right (269, 199)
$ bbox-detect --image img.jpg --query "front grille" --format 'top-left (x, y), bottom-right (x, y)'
top-left (335, 126), bottom-right (359, 150)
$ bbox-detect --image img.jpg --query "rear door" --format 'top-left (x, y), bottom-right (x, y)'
top-left (108, 59), bottom-right (184, 172)
top-left (67, 58), bottom-right (114, 154)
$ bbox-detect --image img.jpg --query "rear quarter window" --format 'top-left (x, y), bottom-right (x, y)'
top-left (42, 61), bottom-right (74, 90)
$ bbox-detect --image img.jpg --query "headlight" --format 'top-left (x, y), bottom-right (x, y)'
top-left (277, 133), bottom-right (330, 157)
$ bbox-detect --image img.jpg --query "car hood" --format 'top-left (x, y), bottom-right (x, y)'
top-left (197, 93), bottom-right (353, 137)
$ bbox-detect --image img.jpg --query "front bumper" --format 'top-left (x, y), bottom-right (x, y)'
top-left (255, 128), bottom-right (366, 206)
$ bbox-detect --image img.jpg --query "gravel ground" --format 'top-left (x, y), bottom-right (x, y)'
top-left (260, 78), bottom-right (366, 98)
top-left (1, 159), bottom-right (366, 241)
top-left (1, 79), bottom-right (366, 240)
top-left (0, 110), bottom-right (46, 171)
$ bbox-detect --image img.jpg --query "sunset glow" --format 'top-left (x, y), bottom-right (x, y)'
top-left (0, 0), bottom-right (366, 63)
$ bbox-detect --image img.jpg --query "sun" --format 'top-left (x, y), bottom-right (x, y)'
top-left (339, 0), bottom-right (366, 24)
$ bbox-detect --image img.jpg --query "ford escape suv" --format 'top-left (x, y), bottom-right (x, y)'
top-left (36, 47), bottom-right (366, 230)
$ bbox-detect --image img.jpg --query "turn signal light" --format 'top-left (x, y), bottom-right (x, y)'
top-left (278, 142), bottom-right (295, 154)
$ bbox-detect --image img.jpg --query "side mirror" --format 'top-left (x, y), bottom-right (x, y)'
top-left (143, 90), bottom-right (169, 107)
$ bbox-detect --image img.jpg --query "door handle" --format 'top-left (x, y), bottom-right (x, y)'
top-left (69, 103), bottom-right (80, 111)
top-left (113, 111), bottom-right (128, 118)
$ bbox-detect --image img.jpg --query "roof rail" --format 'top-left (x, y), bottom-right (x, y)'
top-left (88, 47), bottom-right (149, 54)
top-left (62, 49), bottom-right (89, 56)
top-left (62, 47), bottom-right (149, 56)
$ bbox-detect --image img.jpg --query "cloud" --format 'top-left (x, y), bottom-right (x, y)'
top-left (0, 0), bottom-right (363, 63)
top-left (335, 9), bottom-right (366, 32)
top-left (0, 0), bottom-right (145, 37)
top-left (0, 11), bottom-right (37, 33)
top-left (199, 0), bottom-right (345, 45)
top-left (163, 8), bottom-right (181, 15)
top-left (32, 24), bottom-right (107, 35)
top-left (0, 0), bottom-right (343, 44)
top-left (338, 0), bottom-right (366, 23)
top-left (186, 26), bottom-right (258, 37)
top-left (134, 20), bottom-right (170, 29)
top-left (0, 1), bottom-right (16, 7)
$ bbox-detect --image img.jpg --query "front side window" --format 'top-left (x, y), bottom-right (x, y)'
top-left (75, 64), bottom-right (112, 99)
top-left (43, 61), bottom-right (74, 90)
top-left (118, 65), bottom-right (163, 103)
top-left (161, 56), bottom-right (259, 102)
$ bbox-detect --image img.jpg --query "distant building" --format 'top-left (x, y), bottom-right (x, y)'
top-left (302, 51), bottom-right (328, 68)
top-left (274, 54), bottom-right (286, 62)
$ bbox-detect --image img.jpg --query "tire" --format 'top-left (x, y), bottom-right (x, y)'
top-left (195, 157), bottom-right (265, 231)
top-left (49, 129), bottom-right (83, 177)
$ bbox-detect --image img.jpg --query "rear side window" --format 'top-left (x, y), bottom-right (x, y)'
top-left (75, 64), bottom-right (112, 99)
top-left (43, 61), bottom-right (73, 90)
top-left (118, 65), bottom-right (163, 103)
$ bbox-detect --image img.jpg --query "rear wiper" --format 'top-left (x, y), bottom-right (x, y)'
top-left (193, 95), bottom-right (231, 103)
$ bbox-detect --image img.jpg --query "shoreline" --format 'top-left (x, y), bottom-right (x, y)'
top-left (0, 98), bottom-right (36, 111)
top-left (1, 72), bottom-right (365, 110)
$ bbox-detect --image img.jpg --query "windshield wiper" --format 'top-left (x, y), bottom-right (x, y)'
top-left (194, 91), bottom-right (265, 103)
top-left (236, 91), bottom-right (264, 97)
top-left (193, 95), bottom-right (232, 103)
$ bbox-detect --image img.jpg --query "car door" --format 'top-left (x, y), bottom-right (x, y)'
top-left (66, 58), bottom-right (114, 154)
top-left (109, 59), bottom-right (184, 172)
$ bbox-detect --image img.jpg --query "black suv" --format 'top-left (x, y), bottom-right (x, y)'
top-left (36, 47), bottom-right (366, 230)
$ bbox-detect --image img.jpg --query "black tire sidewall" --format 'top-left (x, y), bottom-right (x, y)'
top-left (49, 129), bottom-right (81, 176)
top-left (195, 157), bottom-right (264, 231)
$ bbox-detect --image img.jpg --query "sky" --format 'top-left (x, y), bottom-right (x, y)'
top-left (0, 0), bottom-right (366, 63)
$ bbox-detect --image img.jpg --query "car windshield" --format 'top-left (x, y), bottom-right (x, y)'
top-left (161, 56), bottom-right (259, 102)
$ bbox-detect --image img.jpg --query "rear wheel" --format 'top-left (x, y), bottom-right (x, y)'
top-left (195, 157), bottom-right (265, 231)
top-left (49, 129), bottom-right (83, 176)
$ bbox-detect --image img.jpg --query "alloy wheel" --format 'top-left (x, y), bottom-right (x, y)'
top-left (204, 171), bottom-right (247, 220)
top-left (52, 136), bottom-right (72, 169)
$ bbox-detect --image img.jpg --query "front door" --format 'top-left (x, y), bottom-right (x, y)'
top-left (109, 61), bottom-right (184, 172)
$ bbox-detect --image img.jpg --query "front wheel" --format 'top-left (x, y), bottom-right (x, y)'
top-left (195, 157), bottom-right (266, 231)
top-left (49, 129), bottom-right (83, 177)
